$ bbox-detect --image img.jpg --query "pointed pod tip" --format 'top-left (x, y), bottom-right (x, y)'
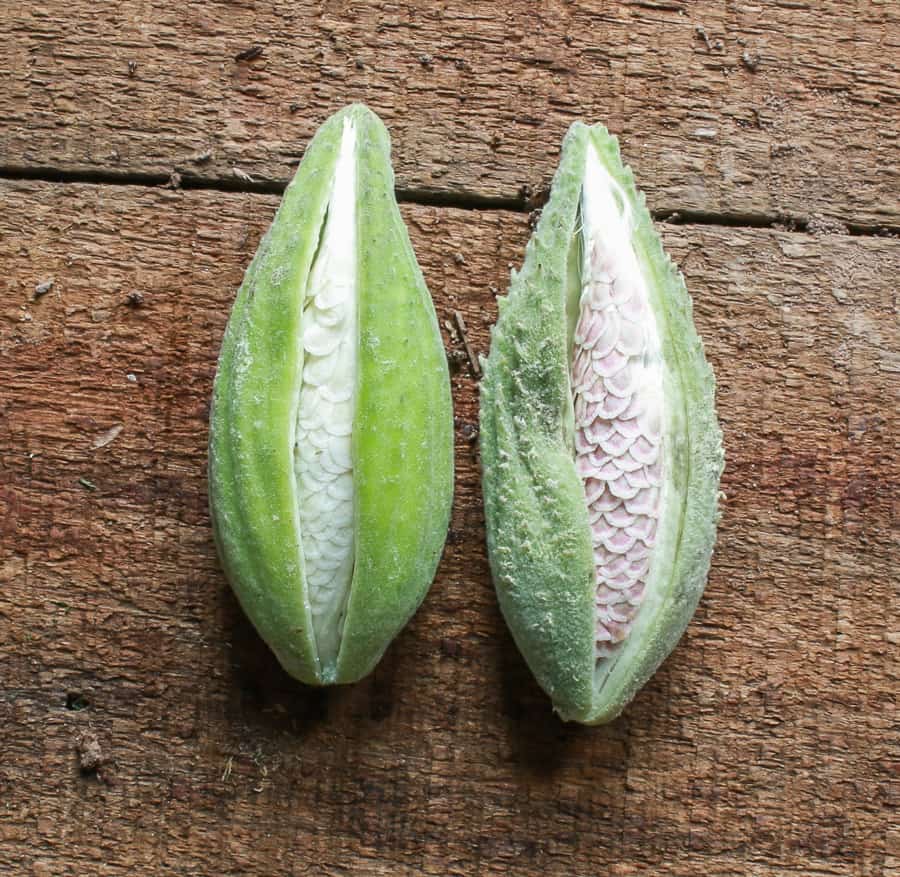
top-left (340, 101), bottom-right (381, 124)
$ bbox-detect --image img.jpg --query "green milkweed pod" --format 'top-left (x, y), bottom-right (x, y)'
top-left (480, 122), bottom-right (724, 724)
top-left (209, 104), bottom-right (454, 685)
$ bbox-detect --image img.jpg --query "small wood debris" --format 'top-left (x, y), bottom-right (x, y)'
top-left (77, 731), bottom-right (104, 773)
top-left (92, 424), bottom-right (123, 450)
top-left (453, 310), bottom-right (481, 378)
top-left (460, 421), bottom-right (479, 443)
top-left (235, 45), bottom-right (264, 63)
top-left (446, 349), bottom-right (467, 373)
top-left (33, 279), bottom-right (54, 300)
top-left (694, 25), bottom-right (723, 52)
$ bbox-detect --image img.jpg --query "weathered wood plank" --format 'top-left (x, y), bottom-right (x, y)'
top-left (1, 1), bottom-right (898, 226)
top-left (0, 180), bottom-right (896, 875)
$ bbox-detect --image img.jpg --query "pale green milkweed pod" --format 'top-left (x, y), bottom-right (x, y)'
top-left (480, 122), bottom-right (723, 724)
top-left (209, 104), bottom-right (454, 685)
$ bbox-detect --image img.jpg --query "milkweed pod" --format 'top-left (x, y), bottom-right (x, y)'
top-left (480, 122), bottom-right (724, 724)
top-left (209, 104), bottom-right (454, 685)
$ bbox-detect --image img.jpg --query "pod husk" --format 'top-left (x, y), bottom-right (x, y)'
top-left (480, 122), bottom-right (723, 724)
top-left (209, 104), bottom-right (454, 685)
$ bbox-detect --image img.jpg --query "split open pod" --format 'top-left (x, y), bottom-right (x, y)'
top-left (209, 104), bottom-right (454, 685)
top-left (480, 123), bottom-right (723, 724)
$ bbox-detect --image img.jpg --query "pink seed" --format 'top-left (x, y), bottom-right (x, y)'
top-left (624, 466), bottom-right (652, 490)
top-left (598, 554), bottom-right (629, 577)
top-left (608, 473), bottom-right (641, 500)
top-left (614, 417), bottom-right (643, 439)
top-left (584, 308), bottom-right (620, 357)
top-left (583, 418), bottom-right (616, 443)
top-left (626, 541), bottom-right (649, 561)
top-left (574, 428), bottom-right (595, 455)
top-left (589, 489), bottom-right (622, 514)
top-left (627, 581), bottom-right (646, 604)
top-left (599, 528), bottom-right (637, 554)
top-left (572, 346), bottom-right (593, 388)
top-left (594, 392), bottom-right (632, 419)
top-left (612, 450), bottom-right (643, 473)
top-left (604, 366), bottom-right (637, 398)
top-left (592, 459), bottom-right (622, 480)
top-left (630, 435), bottom-right (659, 465)
top-left (587, 448), bottom-right (612, 469)
top-left (606, 604), bottom-right (631, 624)
top-left (583, 478), bottom-right (608, 505)
top-left (645, 457), bottom-right (663, 486)
top-left (606, 571), bottom-right (635, 590)
top-left (626, 515), bottom-right (657, 543)
top-left (599, 430), bottom-right (634, 456)
top-left (591, 348), bottom-right (629, 377)
top-left (603, 506), bottom-right (636, 528)
top-left (627, 557), bottom-right (650, 578)
top-left (625, 486), bottom-right (660, 517)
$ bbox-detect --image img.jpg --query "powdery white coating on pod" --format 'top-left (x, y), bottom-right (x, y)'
top-left (480, 122), bottom-right (723, 724)
top-left (209, 104), bottom-right (453, 685)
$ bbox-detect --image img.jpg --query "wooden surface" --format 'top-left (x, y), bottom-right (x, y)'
top-left (1, 2), bottom-right (898, 875)
top-left (2, 1), bottom-right (899, 226)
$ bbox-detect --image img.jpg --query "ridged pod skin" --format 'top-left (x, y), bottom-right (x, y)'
top-left (480, 122), bottom-right (723, 724)
top-left (209, 104), bottom-right (453, 685)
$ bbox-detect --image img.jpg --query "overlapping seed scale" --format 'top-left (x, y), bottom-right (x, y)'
top-left (295, 270), bottom-right (356, 621)
top-left (572, 245), bottom-right (663, 661)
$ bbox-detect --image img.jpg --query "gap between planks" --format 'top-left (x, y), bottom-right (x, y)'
top-left (1, 165), bottom-right (897, 238)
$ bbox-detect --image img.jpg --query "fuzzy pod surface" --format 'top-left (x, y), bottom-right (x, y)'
top-left (209, 104), bottom-right (454, 685)
top-left (480, 122), bottom-right (723, 724)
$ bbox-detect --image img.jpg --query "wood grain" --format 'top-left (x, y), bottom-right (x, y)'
top-left (0, 180), bottom-right (896, 876)
top-left (2, 1), bottom-right (898, 226)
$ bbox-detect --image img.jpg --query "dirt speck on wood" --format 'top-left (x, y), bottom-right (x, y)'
top-left (76, 731), bottom-right (103, 773)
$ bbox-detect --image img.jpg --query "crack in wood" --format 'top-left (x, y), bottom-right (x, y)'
top-left (0, 165), bottom-right (896, 237)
